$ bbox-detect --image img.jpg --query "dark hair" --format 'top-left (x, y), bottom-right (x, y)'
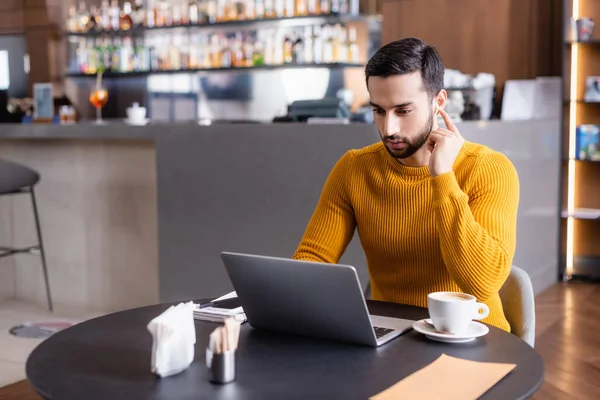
top-left (365, 38), bottom-right (445, 97)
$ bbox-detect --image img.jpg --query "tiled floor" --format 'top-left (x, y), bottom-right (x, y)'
top-left (0, 301), bottom-right (103, 388)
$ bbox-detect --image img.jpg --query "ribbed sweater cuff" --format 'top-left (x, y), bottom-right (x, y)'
top-left (431, 171), bottom-right (463, 206)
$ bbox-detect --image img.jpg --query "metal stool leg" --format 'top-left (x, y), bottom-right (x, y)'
top-left (30, 188), bottom-right (53, 312)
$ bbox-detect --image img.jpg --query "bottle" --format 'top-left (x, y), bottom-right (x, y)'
top-left (220, 36), bottom-right (232, 68)
top-left (307, 0), bottom-right (317, 14)
top-left (216, 0), bottom-right (226, 22)
top-left (67, 6), bottom-right (78, 32)
top-left (132, 0), bottom-right (145, 26)
top-left (190, 0), bottom-right (199, 24)
top-left (252, 34), bottom-right (265, 65)
top-left (121, 2), bottom-right (134, 30)
top-left (320, 0), bottom-right (330, 14)
top-left (170, 36), bottom-right (182, 70)
top-left (232, 33), bottom-right (244, 67)
top-left (243, 36), bottom-right (254, 67)
top-left (146, 0), bottom-right (156, 27)
top-left (283, 34), bottom-right (293, 63)
top-left (330, 0), bottom-right (340, 13)
top-left (264, 0), bottom-right (275, 17)
top-left (322, 26), bottom-right (333, 63)
top-left (207, 0), bottom-right (218, 23)
top-left (163, 1), bottom-right (173, 26)
top-left (303, 26), bottom-right (313, 63)
top-left (77, 2), bottom-right (90, 32)
top-left (347, 26), bottom-right (359, 63)
top-left (274, 0), bottom-right (285, 17)
top-left (110, 0), bottom-right (120, 30)
top-left (294, 32), bottom-right (304, 64)
top-left (336, 25), bottom-right (348, 62)
top-left (112, 37), bottom-right (122, 71)
top-left (339, 0), bottom-right (349, 14)
top-left (87, 5), bottom-right (102, 31)
top-left (101, 0), bottom-right (110, 30)
top-left (197, 1), bottom-right (208, 23)
top-left (155, 1), bottom-right (165, 26)
top-left (181, 0), bottom-right (191, 24)
top-left (255, 0), bottom-right (265, 19)
top-left (245, 0), bottom-right (256, 20)
top-left (172, 0), bottom-right (183, 25)
top-left (295, 0), bottom-right (307, 16)
top-left (120, 37), bottom-right (133, 72)
top-left (284, 0), bottom-right (294, 17)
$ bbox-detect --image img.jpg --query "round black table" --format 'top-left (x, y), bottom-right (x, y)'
top-left (26, 300), bottom-right (544, 400)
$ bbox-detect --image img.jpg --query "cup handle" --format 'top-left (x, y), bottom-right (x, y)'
top-left (473, 302), bottom-right (490, 320)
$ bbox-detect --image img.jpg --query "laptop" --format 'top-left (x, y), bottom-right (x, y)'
top-left (220, 252), bottom-right (415, 347)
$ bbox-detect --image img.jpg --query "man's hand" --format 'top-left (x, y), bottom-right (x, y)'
top-left (427, 109), bottom-right (465, 177)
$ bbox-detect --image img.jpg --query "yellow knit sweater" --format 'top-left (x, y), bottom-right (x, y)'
top-left (292, 141), bottom-right (519, 332)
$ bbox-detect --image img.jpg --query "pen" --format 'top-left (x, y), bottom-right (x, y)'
top-left (197, 298), bottom-right (238, 309)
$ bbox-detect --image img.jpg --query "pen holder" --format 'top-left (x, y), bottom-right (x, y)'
top-left (206, 348), bottom-right (236, 384)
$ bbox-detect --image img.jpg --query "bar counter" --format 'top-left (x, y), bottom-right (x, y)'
top-left (0, 120), bottom-right (560, 313)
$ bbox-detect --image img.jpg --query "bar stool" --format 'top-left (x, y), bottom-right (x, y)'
top-left (0, 159), bottom-right (53, 311)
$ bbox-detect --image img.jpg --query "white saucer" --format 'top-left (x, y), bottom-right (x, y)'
top-left (124, 118), bottom-right (149, 126)
top-left (412, 319), bottom-right (489, 343)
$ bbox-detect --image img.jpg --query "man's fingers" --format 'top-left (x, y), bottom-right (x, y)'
top-left (439, 109), bottom-right (459, 134)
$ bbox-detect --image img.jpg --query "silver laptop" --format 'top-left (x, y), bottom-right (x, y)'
top-left (220, 252), bottom-right (414, 347)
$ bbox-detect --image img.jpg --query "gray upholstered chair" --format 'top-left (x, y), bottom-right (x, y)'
top-left (499, 265), bottom-right (536, 347)
top-left (0, 158), bottom-right (53, 311)
top-left (362, 265), bottom-right (536, 347)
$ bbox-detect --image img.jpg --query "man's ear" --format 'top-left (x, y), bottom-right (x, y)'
top-left (434, 90), bottom-right (448, 113)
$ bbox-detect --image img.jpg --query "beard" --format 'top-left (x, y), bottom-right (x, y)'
top-left (381, 111), bottom-right (434, 159)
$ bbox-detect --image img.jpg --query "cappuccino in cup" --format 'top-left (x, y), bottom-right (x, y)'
top-left (427, 291), bottom-right (489, 335)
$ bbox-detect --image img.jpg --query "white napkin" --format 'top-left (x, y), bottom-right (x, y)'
top-left (147, 301), bottom-right (196, 378)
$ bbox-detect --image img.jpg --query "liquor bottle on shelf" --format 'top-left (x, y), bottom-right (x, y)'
top-left (330, 0), bottom-right (340, 14)
top-left (112, 37), bottom-right (122, 71)
top-left (145, 0), bottom-right (155, 27)
top-left (347, 26), bottom-right (358, 63)
top-left (322, 25), bottom-right (334, 63)
top-left (284, 0), bottom-right (294, 17)
top-left (255, 0), bottom-right (265, 19)
top-left (121, 2), bottom-right (134, 30)
top-left (190, 0), bottom-right (200, 24)
top-left (207, 0), bottom-right (218, 23)
top-left (180, 0), bottom-right (191, 24)
top-left (294, 31), bottom-right (304, 64)
top-left (216, 0), bottom-right (226, 22)
top-left (312, 25), bottom-right (323, 63)
top-left (303, 26), bottom-right (313, 63)
top-left (274, 0), bottom-right (285, 18)
top-left (172, 0), bottom-right (183, 25)
top-left (77, 2), bottom-right (90, 33)
top-left (295, 0), bottom-right (308, 16)
top-left (264, 0), bottom-right (275, 18)
top-left (132, 0), bottom-right (145, 27)
top-left (110, 0), bottom-right (120, 30)
top-left (320, 0), bottom-right (330, 14)
top-left (67, 6), bottom-right (79, 32)
top-left (87, 6), bottom-right (102, 31)
top-left (307, 0), bottom-right (317, 15)
top-left (246, 0), bottom-right (257, 20)
top-left (283, 34), bottom-right (293, 63)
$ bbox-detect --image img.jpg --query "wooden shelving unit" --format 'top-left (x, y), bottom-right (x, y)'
top-left (560, 0), bottom-right (600, 280)
top-left (65, 62), bottom-right (363, 78)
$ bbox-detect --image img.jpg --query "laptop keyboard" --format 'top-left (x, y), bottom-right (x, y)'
top-left (374, 326), bottom-right (395, 338)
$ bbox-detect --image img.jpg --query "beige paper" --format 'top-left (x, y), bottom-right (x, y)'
top-left (370, 354), bottom-right (516, 400)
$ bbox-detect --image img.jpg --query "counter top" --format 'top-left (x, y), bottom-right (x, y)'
top-left (0, 119), bottom-right (557, 140)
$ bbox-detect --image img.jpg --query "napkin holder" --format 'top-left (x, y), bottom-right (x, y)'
top-left (206, 347), bottom-right (236, 384)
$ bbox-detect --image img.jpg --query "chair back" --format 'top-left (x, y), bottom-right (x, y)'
top-left (499, 266), bottom-right (536, 347)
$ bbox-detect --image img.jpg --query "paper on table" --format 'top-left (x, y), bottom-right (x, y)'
top-left (370, 354), bottom-right (516, 400)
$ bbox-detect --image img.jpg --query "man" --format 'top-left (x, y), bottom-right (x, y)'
top-left (292, 38), bottom-right (519, 332)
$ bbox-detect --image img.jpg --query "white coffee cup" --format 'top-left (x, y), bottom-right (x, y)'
top-left (427, 291), bottom-right (490, 335)
top-left (126, 102), bottom-right (147, 122)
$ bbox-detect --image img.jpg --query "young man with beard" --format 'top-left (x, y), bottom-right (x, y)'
top-left (292, 38), bottom-right (519, 332)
